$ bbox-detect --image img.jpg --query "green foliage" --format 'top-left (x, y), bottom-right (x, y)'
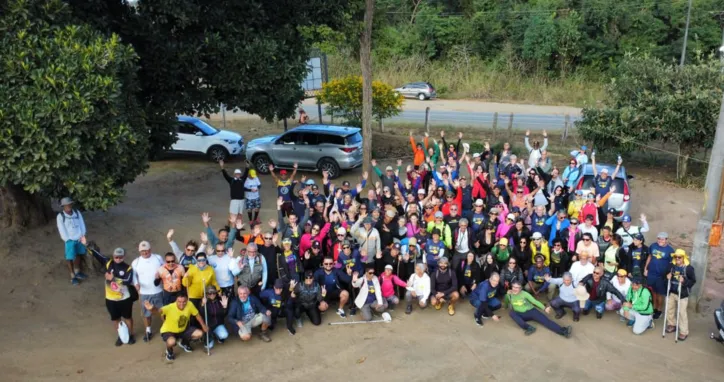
top-left (576, 54), bottom-right (724, 179)
top-left (0, 0), bottom-right (147, 210)
top-left (318, 76), bottom-right (403, 125)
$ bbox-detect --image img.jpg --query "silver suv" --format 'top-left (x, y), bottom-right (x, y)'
top-left (245, 125), bottom-right (363, 178)
top-left (394, 82), bottom-right (437, 100)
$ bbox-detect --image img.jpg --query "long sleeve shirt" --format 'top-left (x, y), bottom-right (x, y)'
top-left (505, 290), bottom-right (545, 313)
top-left (207, 254), bottom-right (236, 288)
top-left (407, 272), bottom-right (431, 301)
top-left (378, 273), bottom-right (407, 298)
top-left (57, 210), bottom-right (86, 242)
top-left (182, 264), bottom-right (219, 299)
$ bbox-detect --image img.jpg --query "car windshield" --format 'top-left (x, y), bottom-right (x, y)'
top-left (345, 132), bottom-right (362, 145)
top-left (195, 119), bottom-right (219, 135)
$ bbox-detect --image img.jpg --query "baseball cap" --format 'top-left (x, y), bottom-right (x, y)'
top-left (385, 166), bottom-right (393, 171)
top-left (274, 279), bottom-right (284, 289)
top-left (342, 180), bottom-right (351, 187)
top-left (631, 277), bottom-right (643, 285)
top-left (417, 189), bottom-right (426, 194)
top-left (305, 179), bottom-right (315, 186)
top-left (674, 249), bottom-right (686, 257)
top-left (657, 232), bottom-right (669, 239)
top-left (445, 190), bottom-right (455, 197)
top-left (581, 145), bottom-right (587, 151)
top-left (499, 238), bottom-right (508, 246)
top-left (531, 232), bottom-right (543, 239)
top-left (607, 208), bottom-right (616, 214)
top-left (506, 213), bottom-right (515, 221)
top-left (586, 193), bottom-right (594, 199)
top-left (337, 227), bottom-right (347, 235)
top-left (113, 248), bottom-right (126, 257)
top-left (305, 270), bottom-right (314, 279)
top-left (511, 207), bottom-right (520, 213)
top-left (472, 153), bottom-right (480, 158)
top-left (585, 214), bottom-right (594, 221)
top-left (576, 190), bottom-right (584, 195)
top-left (600, 168), bottom-right (609, 174)
top-left (617, 269), bottom-right (628, 277)
top-left (312, 240), bottom-right (321, 249)
top-left (249, 169), bottom-right (257, 178)
top-left (622, 215), bottom-right (631, 222)
top-left (408, 237), bottom-right (417, 246)
top-left (633, 233), bottom-right (644, 241)
top-left (385, 264), bottom-right (393, 270)
top-left (279, 169), bottom-right (288, 175)
top-left (138, 241), bottom-right (151, 251)
top-left (391, 243), bottom-right (401, 251)
top-left (386, 209), bottom-right (396, 218)
top-left (475, 199), bottom-right (484, 206)
top-left (434, 211), bottom-right (443, 218)
top-left (206, 285), bottom-right (218, 294)
top-left (234, 169), bottom-right (242, 174)
top-left (363, 217), bottom-right (373, 224)
top-left (489, 207), bottom-right (500, 214)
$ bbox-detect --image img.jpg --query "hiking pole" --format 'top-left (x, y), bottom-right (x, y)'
top-left (662, 278), bottom-right (671, 338)
top-left (675, 281), bottom-right (682, 344)
top-left (202, 279), bottom-right (210, 356)
top-left (329, 312), bottom-right (392, 325)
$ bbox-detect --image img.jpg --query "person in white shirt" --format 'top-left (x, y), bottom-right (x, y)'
top-left (569, 252), bottom-right (594, 285)
top-left (616, 214), bottom-right (650, 249)
top-left (56, 197), bottom-right (88, 285)
top-left (524, 129), bottom-right (548, 169)
top-left (208, 245), bottom-right (236, 298)
top-left (606, 268), bottom-right (631, 311)
top-left (404, 263), bottom-right (431, 314)
top-left (579, 216), bottom-right (599, 241)
top-left (132, 240), bottom-right (164, 342)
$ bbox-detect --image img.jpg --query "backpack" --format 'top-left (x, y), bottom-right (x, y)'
top-left (60, 209), bottom-right (80, 223)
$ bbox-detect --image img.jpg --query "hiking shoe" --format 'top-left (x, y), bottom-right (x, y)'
top-left (677, 334), bottom-right (687, 341)
top-left (596, 312), bottom-right (603, 319)
top-left (179, 342), bottom-right (193, 353)
top-left (626, 320), bottom-right (635, 327)
top-left (288, 328), bottom-right (296, 336)
top-left (481, 315), bottom-right (492, 320)
top-left (524, 326), bottom-right (537, 336)
top-left (350, 307), bottom-right (357, 316)
top-left (562, 326), bottom-right (573, 338)
top-left (582, 309), bottom-right (590, 316)
top-left (260, 330), bottom-right (272, 343)
top-left (448, 305), bottom-right (455, 316)
top-left (653, 310), bottom-right (662, 320)
top-left (143, 331), bottom-right (153, 342)
top-left (474, 317), bottom-right (483, 327)
top-left (115, 337), bottom-right (123, 347)
top-left (296, 318), bottom-right (303, 328)
top-left (666, 325), bottom-right (676, 333)
top-left (573, 315), bottom-right (580, 322)
top-left (405, 305), bottom-right (412, 315)
top-left (336, 308), bottom-right (346, 318)
top-left (555, 311), bottom-right (566, 319)
top-left (128, 335), bottom-right (136, 345)
top-left (165, 350), bottom-right (175, 362)
top-left (434, 301), bottom-right (443, 310)
top-left (75, 272), bottom-right (88, 280)
top-left (71, 277), bottom-right (80, 286)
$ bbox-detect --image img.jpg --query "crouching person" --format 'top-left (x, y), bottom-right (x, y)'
top-left (202, 286), bottom-right (229, 349)
top-left (620, 277), bottom-right (654, 335)
top-left (352, 264), bottom-right (386, 321)
top-left (227, 286), bottom-right (272, 343)
top-left (143, 292), bottom-right (208, 362)
top-left (471, 273), bottom-right (503, 326)
top-left (405, 263), bottom-right (431, 314)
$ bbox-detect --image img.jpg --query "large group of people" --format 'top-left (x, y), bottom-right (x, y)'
top-left (56, 129), bottom-right (698, 362)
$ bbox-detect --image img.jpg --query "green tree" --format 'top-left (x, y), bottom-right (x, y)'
top-left (576, 54), bottom-right (723, 180)
top-left (318, 76), bottom-right (404, 126)
top-left (0, 0), bottom-right (146, 229)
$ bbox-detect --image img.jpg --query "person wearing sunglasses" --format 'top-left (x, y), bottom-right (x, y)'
top-left (351, 216), bottom-right (381, 265)
top-left (145, 291), bottom-right (208, 362)
top-left (182, 253), bottom-right (220, 311)
top-left (301, 240), bottom-right (323, 273)
top-left (166, 229), bottom-right (203, 271)
top-left (664, 249), bottom-right (696, 341)
top-left (430, 257), bottom-right (460, 315)
top-left (546, 272), bottom-right (581, 321)
top-left (227, 286), bottom-right (272, 343)
top-left (575, 232), bottom-right (599, 266)
top-left (504, 280), bottom-right (572, 338)
top-left (548, 239), bottom-right (569, 278)
top-left (567, 190), bottom-right (585, 222)
top-left (627, 233), bottom-right (649, 279)
top-left (92, 246), bottom-right (136, 346)
top-left (230, 243), bottom-right (268, 296)
top-left (201, 212), bottom-right (238, 252)
top-left (157, 252), bottom-right (186, 305)
top-left (208, 244), bottom-right (236, 298)
top-left (606, 269), bottom-right (631, 312)
top-left (526, 255), bottom-right (555, 301)
top-left (201, 285), bottom-right (229, 348)
top-left (315, 256), bottom-right (353, 318)
top-left (132, 241), bottom-right (165, 343)
top-left (290, 271), bottom-right (326, 331)
top-left (260, 279), bottom-right (295, 334)
top-left (578, 266), bottom-right (625, 319)
top-left (561, 158), bottom-right (581, 191)
top-left (352, 265), bottom-right (386, 321)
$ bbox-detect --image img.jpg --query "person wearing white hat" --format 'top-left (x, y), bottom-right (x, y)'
top-left (56, 197), bottom-right (88, 285)
top-left (591, 152), bottom-right (622, 200)
top-left (219, 159), bottom-right (248, 222)
top-left (132, 240), bottom-right (165, 342)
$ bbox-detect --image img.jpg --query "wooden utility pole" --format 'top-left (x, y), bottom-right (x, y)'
top-left (360, 0), bottom-right (375, 174)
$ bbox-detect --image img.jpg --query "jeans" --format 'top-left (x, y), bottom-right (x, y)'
top-left (509, 309), bottom-right (564, 334)
top-left (207, 325), bottom-right (229, 349)
top-left (584, 300), bottom-right (606, 314)
top-left (295, 304), bottom-right (322, 326)
top-left (361, 301), bottom-right (387, 321)
top-left (549, 297), bottom-right (581, 318)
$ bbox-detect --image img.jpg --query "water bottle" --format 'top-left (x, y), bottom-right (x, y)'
top-left (617, 154), bottom-right (622, 163)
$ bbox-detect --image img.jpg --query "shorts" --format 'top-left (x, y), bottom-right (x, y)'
top-left (229, 199), bottom-right (245, 215)
top-left (238, 313), bottom-right (271, 336)
top-left (162, 290), bottom-right (180, 306)
top-left (106, 298), bottom-right (133, 321)
top-left (141, 293), bottom-right (163, 318)
top-left (245, 198), bottom-right (261, 210)
top-left (161, 327), bottom-right (197, 343)
top-left (647, 275), bottom-right (667, 295)
top-left (64, 240), bottom-right (87, 261)
top-left (323, 288), bottom-right (342, 302)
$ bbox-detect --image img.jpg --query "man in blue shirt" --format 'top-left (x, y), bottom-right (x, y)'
top-left (471, 273), bottom-right (502, 326)
top-left (645, 232), bottom-right (674, 319)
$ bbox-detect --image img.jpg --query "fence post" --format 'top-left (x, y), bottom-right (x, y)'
top-left (492, 112), bottom-right (498, 141)
top-left (507, 113), bottom-right (514, 139)
top-left (562, 114), bottom-right (570, 142)
top-left (424, 107), bottom-right (430, 133)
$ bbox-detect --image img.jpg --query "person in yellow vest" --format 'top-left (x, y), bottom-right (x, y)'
top-left (182, 253), bottom-right (219, 311)
top-left (530, 232), bottom-right (551, 266)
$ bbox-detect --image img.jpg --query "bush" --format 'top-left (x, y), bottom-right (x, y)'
top-left (318, 75), bottom-right (403, 126)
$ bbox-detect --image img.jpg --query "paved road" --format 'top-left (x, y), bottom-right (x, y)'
top-left (216, 100), bottom-right (582, 130)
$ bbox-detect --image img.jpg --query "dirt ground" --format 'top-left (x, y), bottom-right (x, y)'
top-left (1, 122), bottom-right (723, 381)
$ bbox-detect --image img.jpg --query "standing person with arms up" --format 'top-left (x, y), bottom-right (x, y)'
top-left (132, 241), bottom-right (164, 342)
top-left (56, 197), bottom-right (88, 285)
top-left (524, 130), bottom-right (548, 169)
top-left (645, 232), bottom-right (674, 320)
top-left (269, 163), bottom-right (298, 217)
top-left (219, 160), bottom-right (248, 223)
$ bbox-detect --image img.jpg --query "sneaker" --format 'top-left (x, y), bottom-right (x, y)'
top-left (555, 311), bottom-right (566, 319)
top-left (128, 335), bottom-right (136, 345)
top-left (524, 326), bottom-right (537, 336)
top-left (75, 272), bottom-right (88, 280)
top-left (115, 337), bottom-right (123, 347)
top-left (165, 350), bottom-right (175, 362)
top-left (582, 309), bottom-right (590, 316)
top-left (71, 277), bottom-right (80, 286)
top-left (626, 320), bottom-right (635, 327)
top-left (296, 319), bottom-right (303, 328)
top-left (648, 321), bottom-right (655, 330)
top-left (179, 342), bottom-right (193, 353)
top-left (143, 331), bottom-right (153, 342)
top-left (350, 307), bottom-right (357, 316)
top-left (288, 328), bottom-right (296, 336)
top-left (336, 308), bottom-right (346, 318)
top-left (448, 305), bottom-right (455, 316)
top-left (666, 325), bottom-right (676, 333)
top-left (573, 315), bottom-right (580, 322)
top-left (653, 310), bottom-right (662, 320)
top-left (434, 301), bottom-right (443, 310)
top-left (474, 317), bottom-right (483, 327)
top-left (561, 326), bottom-right (573, 338)
top-left (405, 305), bottom-right (412, 315)
top-left (260, 330), bottom-right (272, 343)
top-left (216, 337), bottom-right (225, 344)
top-left (677, 334), bottom-right (687, 341)
top-left (596, 312), bottom-right (603, 319)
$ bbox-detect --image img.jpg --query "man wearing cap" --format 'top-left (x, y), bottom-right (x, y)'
top-left (352, 264), bottom-right (387, 321)
top-left (645, 232), bottom-right (674, 319)
top-left (469, 199), bottom-right (487, 233)
top-left (243, 168), bottom-right (262, 224)
top-left (591, 152), bottom-right (622, 200)
top-left (219, 160), bottom-right (248, 222)
top-left (56, 197), bottom-right (88, 285)
top-left (379, 264), bottom-right (408, 308)
top-left (425, 228), bottom-right (447, 273)
top-left (375, 243), bottom-right (403, 276)
top-left (430, 257), bottom-right (460, 315)
top-left (427, 211), bottom-right (452, 249)
top-left (301, 240), bottom-right (324, 273)
top-left (260, 279), bottom-right (294, 333)
top-left (202, 285), bottom-right (229, 348)
top-left (620, 277), bottom-right (654, 335)
top-left (528, 205), bottom-right (550, 240)
top-left (268, 163), bottom-right (298, 217)
top-left (351, 215), bottom-right (382, 264)
top-left (291, 271), bottom-right (325, 331)
top-left (90, 244), bottom-right (136, 346)
top-left (276, 197), bottom-right (310, 256)
top-left (145, 291), bottom-right (208, 361)
top-left (579, 266), bottom-right (625, 319)
top-left (227, 286), bottom-right (272, 342)
top-left (607, 269), bottom-right (631, 311)
top-left (627, 233), bottom-right (649, 279)
top-left (132, 241), bottom-right (165, 342)
top-left (376, 209), bottom-right (401, 249)
top-left (665, 249), bottom-right (696, 341)
top-left (371, 159), bottom-right (399, 191)
top-left (574, 145), bottom-right (589, 165)
top-left (530, 232), bottom-right (550, 267)
top-left (504, 280), bottom-right (572, 337)
top-left (546, 272), bottom-right (581, 321)
top-left (616, 214), bottom-right (649, 249)
top-left (491, 238), bottom-right (512, 267)
top-left (569, 251), bottom-right (594, 285)
top-left (451, 217), bottom-right (474, 272)
top-left (567, 190), bottom-right (585, 220)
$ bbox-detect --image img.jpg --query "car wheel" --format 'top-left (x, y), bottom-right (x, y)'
top-left (318, 158), bottom-right (340, 179)
top-left (207, 146), bottom-right (228, 162)
top-left (253, 154), bottom-right (272, 174)
top-left (417, 93), bottom-right (426, 101)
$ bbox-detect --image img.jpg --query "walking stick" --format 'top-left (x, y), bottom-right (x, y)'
top-left (202, 279), bottom-right (210, 356)
top-left (675, 280), bottom-right (682, 344)
top-left (662, 278), bottom-right (671, 338)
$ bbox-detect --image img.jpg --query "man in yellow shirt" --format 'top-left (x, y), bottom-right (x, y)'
top-left (182, 253), bottom-right (220, 310)
top-left (144, 291), bottom-right (208, 362)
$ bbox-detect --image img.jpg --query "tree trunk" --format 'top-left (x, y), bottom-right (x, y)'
top-left (360, 0), bottom-right (375, 175)
top-left (0, 183), bottom-right (54, 231)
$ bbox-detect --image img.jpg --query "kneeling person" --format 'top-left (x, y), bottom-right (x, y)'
top-left (352, 265), bottom-right (386, 321)
top-left (405, 263), bottom-right (431, 314)
top-left (227, 286), bottom-right (272, 343)
top-left (620, 277), bottom-right (654, 335)
top-left (471, 273), bottom-right (502, 326)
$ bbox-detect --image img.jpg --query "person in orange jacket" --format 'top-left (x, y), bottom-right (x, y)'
top-left (410, 131), bottom-right (428, 169)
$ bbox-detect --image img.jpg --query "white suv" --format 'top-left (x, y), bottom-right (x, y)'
top-left (170, 116), bottom-right (244, 161)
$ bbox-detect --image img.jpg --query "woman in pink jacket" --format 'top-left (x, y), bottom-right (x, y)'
top-left (378, 264), bottom-right (408, 306)
top-left (496, 213), bottom-right (516, 240)
top-left (300, 220), bottom-right (331, 256)
top-left (405, 213), bottom-right (423, 238)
